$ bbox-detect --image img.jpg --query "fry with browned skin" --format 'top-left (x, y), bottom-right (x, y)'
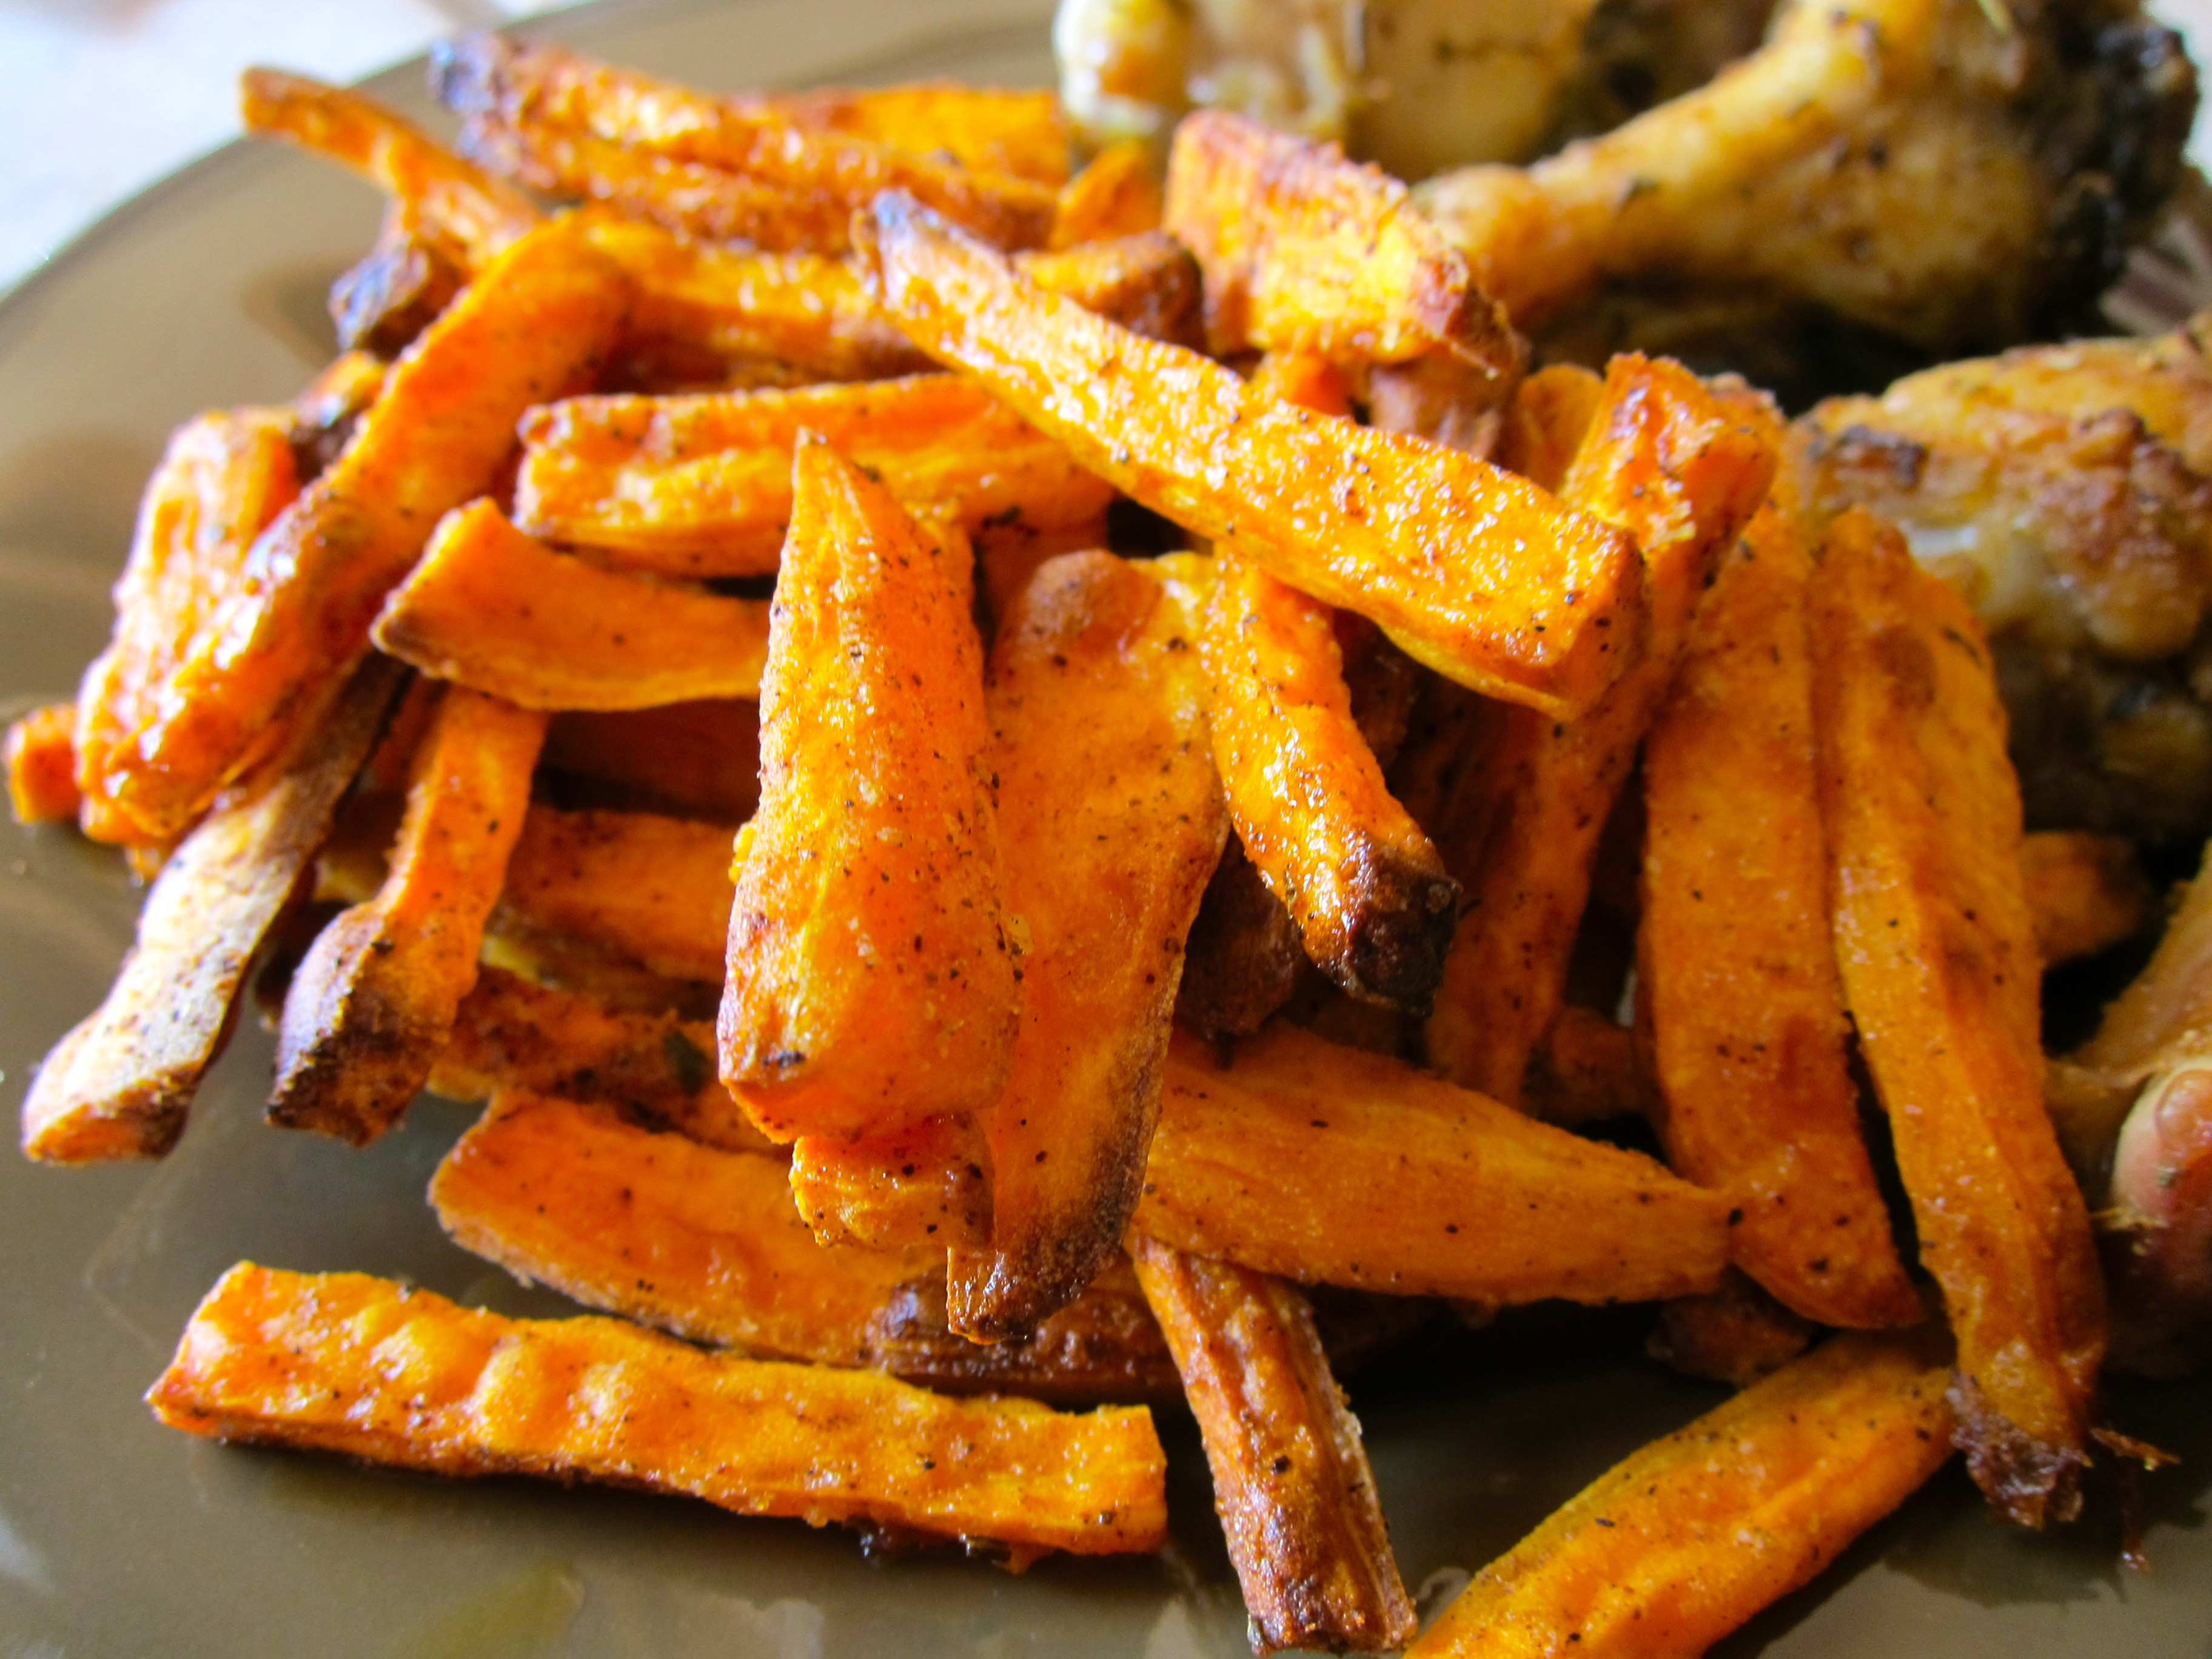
top-left (1407, 1331), bottom-right (1955, 1657)
top-left (861, 192), bottom-right (1642, 719)
top-left (541, 699), bottom-right (760, 825)
top-left (1426, 357), bottom-right (1778, 1104)
top-left (149, 1262), bottom-right (1168, 1561)
top-left (1130, 1236), bottom-right (1415, 1654)
top-left (5, 703), bottom-right (79, 823)
top-left (1017, 230), bottom-right (1204, 350)
top-left (1175, 841), bottom-right (1309, 1042)
top-left (789, 1116), bottom-right (994, 1253)
top-left (948, 552), bottom-right (1228, 1339)
top-left (1637, 501), bottom-right (1920, 1330)
top-left (1521, 1005), bottom-right (1644, 1128)
top-left (270, 686), bottom-right (547, 1146)
top-left (1050, 139), bottom-right (1162, 247)
top-left (21, 659), bottom-right (404, 1163)
top-left (495, 806), bottom-right (733, 985)
top-left (1136, 1024), bottom-right (1730, 1305)
top-left (2022, 830), bottom-right (2153, 967)
top-left (514, 375), bottom-right (1114, 577)
top-left (1647, 1269), bottom-right (1818, 1387)
top-left (100, 216), bottom-right (626, 845)
top-left (1811, 506), bottom-right (2105, 1526)
top-left (1202, 555), bottom-right (1458, 1011)
top-left (372, 500), bottom-right (770, 709)
top-left (721, 437), bottom-right (1014, 1148)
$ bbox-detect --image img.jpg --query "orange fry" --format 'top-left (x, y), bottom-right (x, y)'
top-left (789, 1116), bottom-right (995, 1253)
top-left (1050, 139), bottom-right (1162, 247)
top-left (541, 699), bottom-right (760, 825)
top-left (2022, 830), bottom-right (2152, 967)
top-left (1521, 1005), bottom-right (1644, 1128)
top-left (150, 1263), bottom-right (1168, 1561)
top-left (1811, 507), bottom-right (2105, 1526)
top-left (496, 806), bottom-right (734, 985)
top-left (372, 500), bottom-right (771, 709)
top-left (5, 703), bottom-right (79, 823)
top-left (862, 192), bottom-right (1643, 718)
top-left (270, 686), bottom-right (547, 1146)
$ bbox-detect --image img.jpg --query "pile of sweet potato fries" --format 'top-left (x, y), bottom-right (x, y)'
top-left (2, 30), bottom-right (2175, 1658)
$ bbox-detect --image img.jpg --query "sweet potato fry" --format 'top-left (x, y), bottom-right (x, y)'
top-left (327, 209), bottom-right (468, 357)
top-left (1406, 1331), bottom-right (1955, 1657)
top-left (1129, 1235), bottom-right (1415, 1655)
top-left (514, 375), bottom-right (1113, 577)
top-left (149, 1262), bottom-right (1168, 1561)
top-left (100, 215), bottom-right (628, 844)
top-left (1647, 1269), bottom-right (1817, 1387)
top-left (1134, 1025), bottom-right (1730, 1305)
top-left (541, 699), bottom-right (760, 824)
top-left (1201, 555), bottom-right (1458, 1010)
top-left (495, 806), bottom-right (733, 985)
top-left (2022, 830), bottom-right (2153, 967)
top-left (1050, 139), bottom-right (1162, 247)
top-left (947, 552), bottom-right (1228, 1339)
top-left (5, 703), bottom-right (79, 823)
top-left (1426, 357), bottom-right (1778, 1104)
top-left (2070, 838), bottom-right (2212, 1086)
top-left (372, 500), bottom-right (771, 709)
top-left (1017, 231), bottom-right (1204, 350)
top-left (860, 192), bottom-right (1643, 719)
top-left (269, 687), bottom-right (547, 1146)
top-left (719, 437), bottom-right (1014, 1151)
top-left (789, 1116), bottom-right (994, 1253)
top-left (21, 658), bottom-right (404, 1163)
top-left (1498, 363), bottom-right (1606, 493)
top-left (1810, 507), bottom-right (2105, 1526)
top-left (1521, 1005), bottom-right (1644, 1128)
top-left (433, 967), bottom-right (770, 1154)
top-left (1175, 841), bottom-right (1309, 1041)
top-left (1636, 503), bottom-right (1920, 1330)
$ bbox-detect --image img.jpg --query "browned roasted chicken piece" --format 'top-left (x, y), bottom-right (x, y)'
top-left (1798, 317), bottom-right (2212, 839)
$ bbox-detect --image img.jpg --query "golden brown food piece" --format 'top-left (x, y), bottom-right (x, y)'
top-left (434, 34), bottom-right (1057, 255)
top-left (71, 406), bottom-right (303, 846)
top-left (1175, 840), bottom-right (1309, 1042)
top-left (495, 806), bottom-right (733, 985)
top-left (2022, 830), bottom-right (2153, 967)
top-left (5, 703), bottom-right (79, 823)
top-left (541, 699), bottom-right (760, 825)
top-left (433, 967), bottom-right (769, 1154)
top-left (1811, 507), bottom-right (2105, 1527)
top-left (789, 1116), bottom-right (994, 1253)
top-left (1130, 1235), bottom-right (1414, 1655)
top-left (372, 500), bottom-right (771, 709)
top-left (1407, 1331), bottom-right (1955, 1657)
top-left (720, 440), bottom-right (1014, 1147)
top-left (1427, 358), bottom-right (1778, 1104)
top-left (948, 552), bottom-right (1228, 1339)
top-left (1136, 1025), bottom-right (1730, 1304)
top-left (101, 216), bottom-right (627, 845)
top-left (21, 659), bottom-right (404, 1163)
top-left (150, 1262), bottom-right (1168, 1561)
top-left (1050, 139), bottom-right (1162, 247)
top-left (514, 375), bottom-right (1114, 577)
top-left (862, 191), bottom-right (1641, 719)
top-left (1647, 1269), bottom-right (1819, 1389)
top-left (270, 687), bottom-right (547, 1146)
top-left (1201, 555), bottom-right (1456, 1010)
top-left (1637, 502), bottom-right (1920, 1330)
top-left (1498, 362), bottom-right (1605, 494)
top-left (1018, 230), bottom-right (1206, 350)
top-left (1520, 1004), bottom-right (1644, 1128)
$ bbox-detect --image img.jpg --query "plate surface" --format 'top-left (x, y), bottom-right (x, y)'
top-left (2, 2), bottom-right (2209, 1654)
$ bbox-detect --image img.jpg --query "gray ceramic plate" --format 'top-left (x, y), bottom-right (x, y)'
top-left (2, 2), bottom-right (2210, 1653)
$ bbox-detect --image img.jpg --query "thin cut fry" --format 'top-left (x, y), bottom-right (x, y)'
top-left (1050, 139), bottom-right (1162, 247)
top-left (21, 658), bottom-right (404, 1163)
top-left (1130, 1235), bottom-right (1415, 1655)
top-left (720, 438), bottom-right (1016, 1144)
top-left (1407, 1332), bottom-right (1955, 1657)
top-left (150, 1262), bottom-right (1168, 1561)
top-left (2022, 830), bottom-right (2152, 967)
top-left (861, 192), bottom-right (1643, 719)
top-left (5, 703), bottom-right (79, 823)
top-left (948, 552), bottom-right (1228, 1339)
top-left (1134, 1025), bottom-right (1731, 1305)
top-left (372, 500), bottom-right (771, 709)
top-left (1811, 506), bottom-right (2105, 1526)
top-left (496, 806), bottom-right (734, 984)
top-left (270, 687), bottom-right (547, 1146)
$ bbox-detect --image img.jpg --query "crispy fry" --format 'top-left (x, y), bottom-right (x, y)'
top-left (541, 699), bottom-right (760, 825)
top-left (1407, 1332), bottom-right (1955, 1657)
top-left (372, 500), bottom-right (771, 709)
top-left (1175, 840), bottom-right (1308, 1041)
top-left (21, 659), bottom-right (404, 1163)
top-left (5, 703), bottom-right (79, 823)
top-left (150, 1262), bottom-right (1168, 1561)
top-left (1248, 349), bottom-right (1357, 417)
top-left (1135, 1025), bottom-right (1731, 1305)
top-left (270, 687), bottom-right (547, 1146)
top-left (2071, 837), bottom-right (2212, 1084)
top-left (1050, 139), bottom-right (1162, 247)
top-left (434, 966), bottom-right (770, 1154)
top-left (975, 511), bottom-right (1114, 632)
top-left (948, 552), bottom-right (1228, 1339)
top-left (1426, 358), bottom-right (1778, 1104)
top-left (2022, 830), bottom-right (2153, 967)
top-left (328, 209), bottom-right (468, 357)
top-left (1811, 506), bottom-right (2105, 1526)
top-left (1521, 1005), bottom-right (1644, 1128)
top-left (1017, 230), bottom-right (1205, 350)
top-left (1637, 503), bottom-right (1920, 1330)
top-left (495, 806), bottom-right (733, 985)
top-left (1647, 1269), bottom-right (1818, 1387)
top-left (1129, 1235), bottom-right (1415, 1655)
top-left (861, 192), bottom-right (1643, 718)
top-left (720, 439), bottom-right (1016, 1144)
top-left (1201, 554), bottom-right (1458, 1010)
top-left (514, 375), bottom-right (1113, 577)
top-left (98, 216), bottom-right (626, 844)
top-left (789, 1116), bottom-right (993, 1253)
